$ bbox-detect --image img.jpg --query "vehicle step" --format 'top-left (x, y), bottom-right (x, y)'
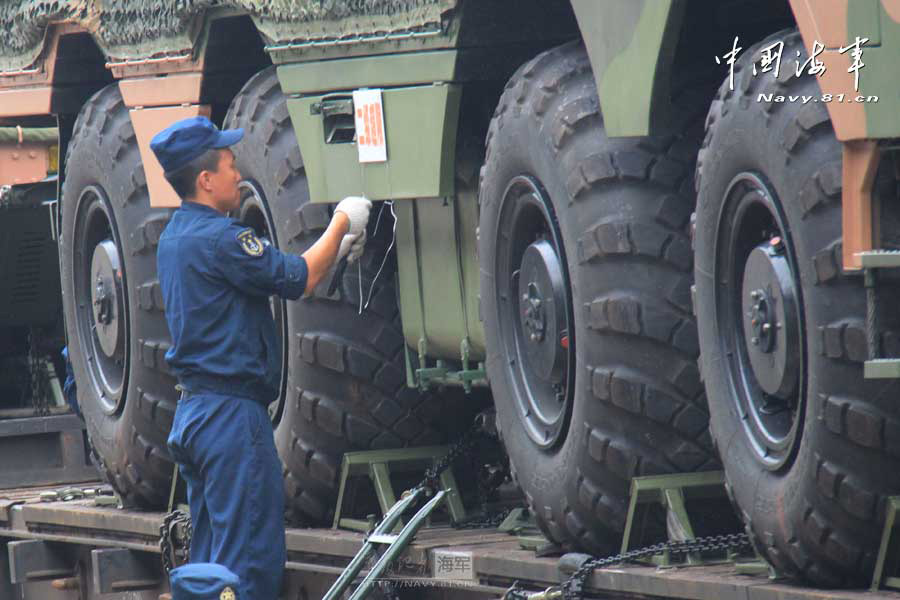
top-left (859, 251), bottom-right (900, 269)
top-left (865, 359), bottom-right (900, 379)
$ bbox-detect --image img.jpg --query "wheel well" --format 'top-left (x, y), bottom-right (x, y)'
top-left (673, 0), bottom-right (794, 81)
top-left (454, 0), bottom-right (580, 150)
top-left (51, 32), bottom-right (116, 221)
top-left (51, 32), bottom-right (115, 117)
top-left (201, 14), bottom-right (272, 126)
top-left (663, 0), bottom-right (795, 129)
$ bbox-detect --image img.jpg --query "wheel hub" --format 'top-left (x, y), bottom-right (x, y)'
top-left (90, 239), bottom-right (124, 358)
top-left (518, 240), bottom-right (567, 383)
top-left (716, 171), bottom-right (806, 469)
top-left (522, 283), bottom-right (546, 343)
top-left (496, 175), bottom-right (575, 449)
top-left (740, 238), bottom-right (800, 398)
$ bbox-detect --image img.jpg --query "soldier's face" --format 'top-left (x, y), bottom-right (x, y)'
top-left (209, 149), bottom-right (242, 213)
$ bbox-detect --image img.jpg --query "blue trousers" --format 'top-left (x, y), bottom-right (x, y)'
top-left (167, 393), bottom-right (285, 600)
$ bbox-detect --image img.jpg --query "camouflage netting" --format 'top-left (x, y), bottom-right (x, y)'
top-left (0, 1), bottom-right (455, 71)
top-left (0, 0), bottom-right (87, 57)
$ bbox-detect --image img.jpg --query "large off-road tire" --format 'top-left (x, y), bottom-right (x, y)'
top-left (61, 84), bottom-right (176, 507)
top-left (479, 42), bottom-right (717, 553)
top-left (695, 30), bottom-right (900, 586)
top-left (224, 67), bottom-right (474, 525)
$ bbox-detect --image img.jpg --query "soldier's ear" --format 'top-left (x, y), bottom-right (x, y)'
top-left (195, 169), bottom-right (213, 194)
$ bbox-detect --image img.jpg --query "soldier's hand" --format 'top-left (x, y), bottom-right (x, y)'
top-left (338, 230), bottom-right (366, 263)
top-left (335, 196), bottom-right (372, 237)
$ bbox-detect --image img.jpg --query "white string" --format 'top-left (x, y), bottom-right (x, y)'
top-left (359, 201), bottom-right (396, 314)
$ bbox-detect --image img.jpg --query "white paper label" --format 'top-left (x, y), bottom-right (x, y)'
top-left (352, 89), bottom-right (387, 163)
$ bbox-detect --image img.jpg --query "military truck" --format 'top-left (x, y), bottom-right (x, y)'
top-left (1, 0), bottom-right (898, 590)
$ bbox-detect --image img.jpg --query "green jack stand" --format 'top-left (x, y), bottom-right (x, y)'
top-left (621, 471), bottom-right (734, 566)
top-left (498, 507), bottom-right (546, 550)
top-left (332, 446), bottom-right (466, 532)
top-left (871, 496), bottom-right (900, 591)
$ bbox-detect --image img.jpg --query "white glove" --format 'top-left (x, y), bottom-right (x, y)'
top-left (335, 196), bottom-right (372, 237)
top-left (337, 229), bottom-right (367, 263)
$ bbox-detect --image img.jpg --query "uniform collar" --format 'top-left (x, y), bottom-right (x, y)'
top-left (180, 200), bottom-right (225, 217)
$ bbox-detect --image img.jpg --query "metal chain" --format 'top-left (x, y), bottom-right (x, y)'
top-left (419, 417), bottom-right (488, 492)
top-left (453, 506), bottom-right (513, 530)
top-left (452, 454), bottom-right (513, 529)
top-left (26, 329), bottom-right (50, 417)
top-left (503, 533), bottom-right (752, 600)
top-left (160, 510), bottom-right (192, 574)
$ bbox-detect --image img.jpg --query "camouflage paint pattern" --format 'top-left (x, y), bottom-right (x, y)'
top-left (789, 0), bottom-right (900, 141)
top-left (570, 0), bottom-right (681, 138)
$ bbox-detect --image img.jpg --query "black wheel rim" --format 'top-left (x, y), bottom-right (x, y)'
top-left (73, 185), bottom-right (129, 415)
top-left (495, 175), bottom-right (575, 449)
top-left (238, 180), bottom-right (288, 425)
top-left (715, 172), bottom-right (806, 469)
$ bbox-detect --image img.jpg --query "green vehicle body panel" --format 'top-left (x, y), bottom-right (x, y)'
top-left (286, 83), bottom-right (460, 203)
top-left (395, 193), bottom-right (484, 363)
top-left (853, 1), bottom-right (900, 138)
top-left (275, 50), bottom-right (459, 96)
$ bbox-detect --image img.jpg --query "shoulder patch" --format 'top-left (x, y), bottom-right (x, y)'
top-left (236, 228), bottom-right (264, 257)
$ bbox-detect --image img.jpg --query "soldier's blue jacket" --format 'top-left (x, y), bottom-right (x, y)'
top-left (157, 201), bottom-right (307, 404)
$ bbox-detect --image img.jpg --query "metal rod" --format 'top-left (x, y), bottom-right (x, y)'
top-left (346, 490), bottom-right (447, 600)
top-left (0, 67), bottom-right (41, 77)
top-left (321, 487), bottom-right (425, 600)
top-left (866, 269), bottom-right (880, 359)
top-left (265, 27), bottom-right (442, 52)
top-left (105, 54), bottom-right (192, 68)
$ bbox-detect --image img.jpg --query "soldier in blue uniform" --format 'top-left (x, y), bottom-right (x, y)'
top-left (150, 116), bottom-right (371, 600)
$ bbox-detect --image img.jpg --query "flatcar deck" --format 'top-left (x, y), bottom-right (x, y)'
top-left (2, 484), bottom-right (898, 599)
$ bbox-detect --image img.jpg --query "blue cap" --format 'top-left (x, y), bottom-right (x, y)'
top-left (150, 116), bottom-right (243, 173)
top-left (170, 563), bottom-right (240, 600)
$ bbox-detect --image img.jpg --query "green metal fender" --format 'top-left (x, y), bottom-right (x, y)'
top-left (569, 0), bottom-right (684, 138)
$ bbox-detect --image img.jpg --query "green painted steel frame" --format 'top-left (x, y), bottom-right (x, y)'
top-left (871, 496), bottom-right (900, 591)
top-left (332, 446), bottom-right (465, 532)
top-left (622, 471), bottom-right (730, 567)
